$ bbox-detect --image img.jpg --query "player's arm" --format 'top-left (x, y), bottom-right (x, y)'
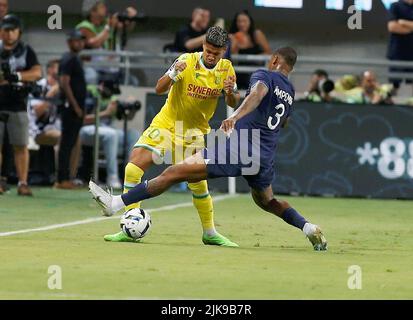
top-left (155, 60), bottom-right (187, 94)
top-left (220, 81), bottom-right (268, 134)
top-left (223, 76), bottom-right (240, 108)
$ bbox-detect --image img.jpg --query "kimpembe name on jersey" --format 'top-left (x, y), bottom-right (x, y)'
top-left (274, 85), bottom-right (294, 105)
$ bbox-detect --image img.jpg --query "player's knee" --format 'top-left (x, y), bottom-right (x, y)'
top-left (129, 147), bottom-right (153, 170)
top-left (272, 198), bottom-right (290, 213)
top-left (255, 193), bottom-right (290, 215)
top-left (252, 191), bottom-right (271, 210)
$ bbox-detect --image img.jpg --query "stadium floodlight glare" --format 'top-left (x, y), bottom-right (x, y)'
top-left (326, 0), bottom-right (344, 10)
top-left (355, 0), bottom-right (373, 11)
top-left (254, 0), bottom-right (303, 9)
top-left (326, 0), bottom-right (397, 11)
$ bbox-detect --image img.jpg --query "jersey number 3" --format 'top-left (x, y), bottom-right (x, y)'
top-left (267, 103), bottom-right (285, 130)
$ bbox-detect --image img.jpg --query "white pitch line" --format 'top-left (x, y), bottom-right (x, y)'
top-left (0, 291), bottom-right (205, 300)
top-left (0, 194), bottom-right (238, 238)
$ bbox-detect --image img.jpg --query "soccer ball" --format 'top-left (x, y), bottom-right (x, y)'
top-left (120, 208), bottom-right (152, 239)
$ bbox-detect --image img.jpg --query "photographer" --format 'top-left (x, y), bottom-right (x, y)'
top-left (304, 69), bottom-right (329, 99)
top-left (344, 71), bottom-right (395, 105)
top-left (79, 78), bottom-right (140, 189)
top-left (77, 0), bottom-right (140, 84)
top-left (303, 69), bottom-right (340, 103)
top-left (0, 14), bottom-right (42, 196)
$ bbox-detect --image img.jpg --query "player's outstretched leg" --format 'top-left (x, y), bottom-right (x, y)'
top-left (103, 147), bottom-right (155, 242)
top-left (89, 151), bottom-right (205, 239)
top-left (188, 180), bottom-right (238, 247)
top-left (251, 187), bottom-right (327, 251)
top-left (90, 152), bottom-right (237, 245)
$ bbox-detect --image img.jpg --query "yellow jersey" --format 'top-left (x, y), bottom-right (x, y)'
top-left (151, 52), bottom-right (236, 136)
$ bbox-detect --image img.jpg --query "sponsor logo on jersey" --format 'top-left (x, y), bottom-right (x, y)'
top-left (187, 84), bottom-right (221, 100)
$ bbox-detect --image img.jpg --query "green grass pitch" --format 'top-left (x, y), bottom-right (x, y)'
top-left (0, 187), bottom-right (412, 300)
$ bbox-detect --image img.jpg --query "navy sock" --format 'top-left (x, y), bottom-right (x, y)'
top-left (282, 207), bottom-right (308, 230)
top-left (121, 180), bottom-right (152, 206)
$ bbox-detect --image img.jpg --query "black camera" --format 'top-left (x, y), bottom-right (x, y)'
top-left (27, 83), bottom-right (45, 98)
top-left (116, 100), bottom-right (141, 120)
top-left (1, 53), bottom-right (42, 98)
top-left (117, 12), bottom-right (147, 23)
top-left (0, 50), bottom-right (18, 83)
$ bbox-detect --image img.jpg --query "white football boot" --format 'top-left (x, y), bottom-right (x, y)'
top-left (303, 223), bottom-right (328, 251)
top-left (88, 180), bottom-right (116, 217)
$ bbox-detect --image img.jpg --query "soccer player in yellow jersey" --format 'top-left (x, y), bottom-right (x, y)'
top-left (103, 26), bottom-right (241, 246)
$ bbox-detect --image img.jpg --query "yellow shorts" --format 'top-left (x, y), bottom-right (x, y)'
top-left (134, 125), bottom-right (205, 164)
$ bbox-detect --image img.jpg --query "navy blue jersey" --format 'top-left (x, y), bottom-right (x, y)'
top-left (235, 69), bottom-right (295, 168)
top-left (203, 69), bottom-right (295, 190)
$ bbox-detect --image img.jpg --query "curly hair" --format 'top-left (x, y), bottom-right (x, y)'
top-left (205, 26), bottom-right (229, 48)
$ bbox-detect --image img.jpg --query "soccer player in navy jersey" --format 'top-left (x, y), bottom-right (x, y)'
top-left (89, 47), bottom-right (327, 251)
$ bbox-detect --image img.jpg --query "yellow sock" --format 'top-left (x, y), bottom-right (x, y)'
top-left (188, 180), bottom-right (216, 234)
top-left (123, 162), bottom-right (145, 211)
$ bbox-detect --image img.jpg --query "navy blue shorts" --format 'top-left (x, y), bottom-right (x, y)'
top-left (202, 145), bottom-right (275, 191)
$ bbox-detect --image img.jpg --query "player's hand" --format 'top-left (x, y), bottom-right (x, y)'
top-left (224, 76), bottom-right (236, 95)
top-left (220, 117), bottom-right (236, 137)
top-left (174, 61), bottom-right (187, 73)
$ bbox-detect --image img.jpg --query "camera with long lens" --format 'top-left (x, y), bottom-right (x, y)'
top-left (1, 54), bottom-right (43, 99)
top-left (0, 50), bottom-right (16, 82)
top-left (116, 100), bottom-right (141, 120)
top-left (27, 83), bottom-right (45, 99)
top-left (97, 77), bottom-right (141, 120)
top-left (116, 11), bottom-right (147, 23)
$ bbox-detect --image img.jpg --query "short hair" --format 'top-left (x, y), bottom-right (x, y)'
top-left (193, 7), bottom-right (209, 14)
top-left (314, 69), bottom-right (328, 78)
top-left (205, 26), bottom-right (229, 48)
top-left (82, 0), bottom-right (105, 17)
top-left (46, 59), bottom-right (59, 70)
top-left (274, 47), bottom-right (297, 69)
